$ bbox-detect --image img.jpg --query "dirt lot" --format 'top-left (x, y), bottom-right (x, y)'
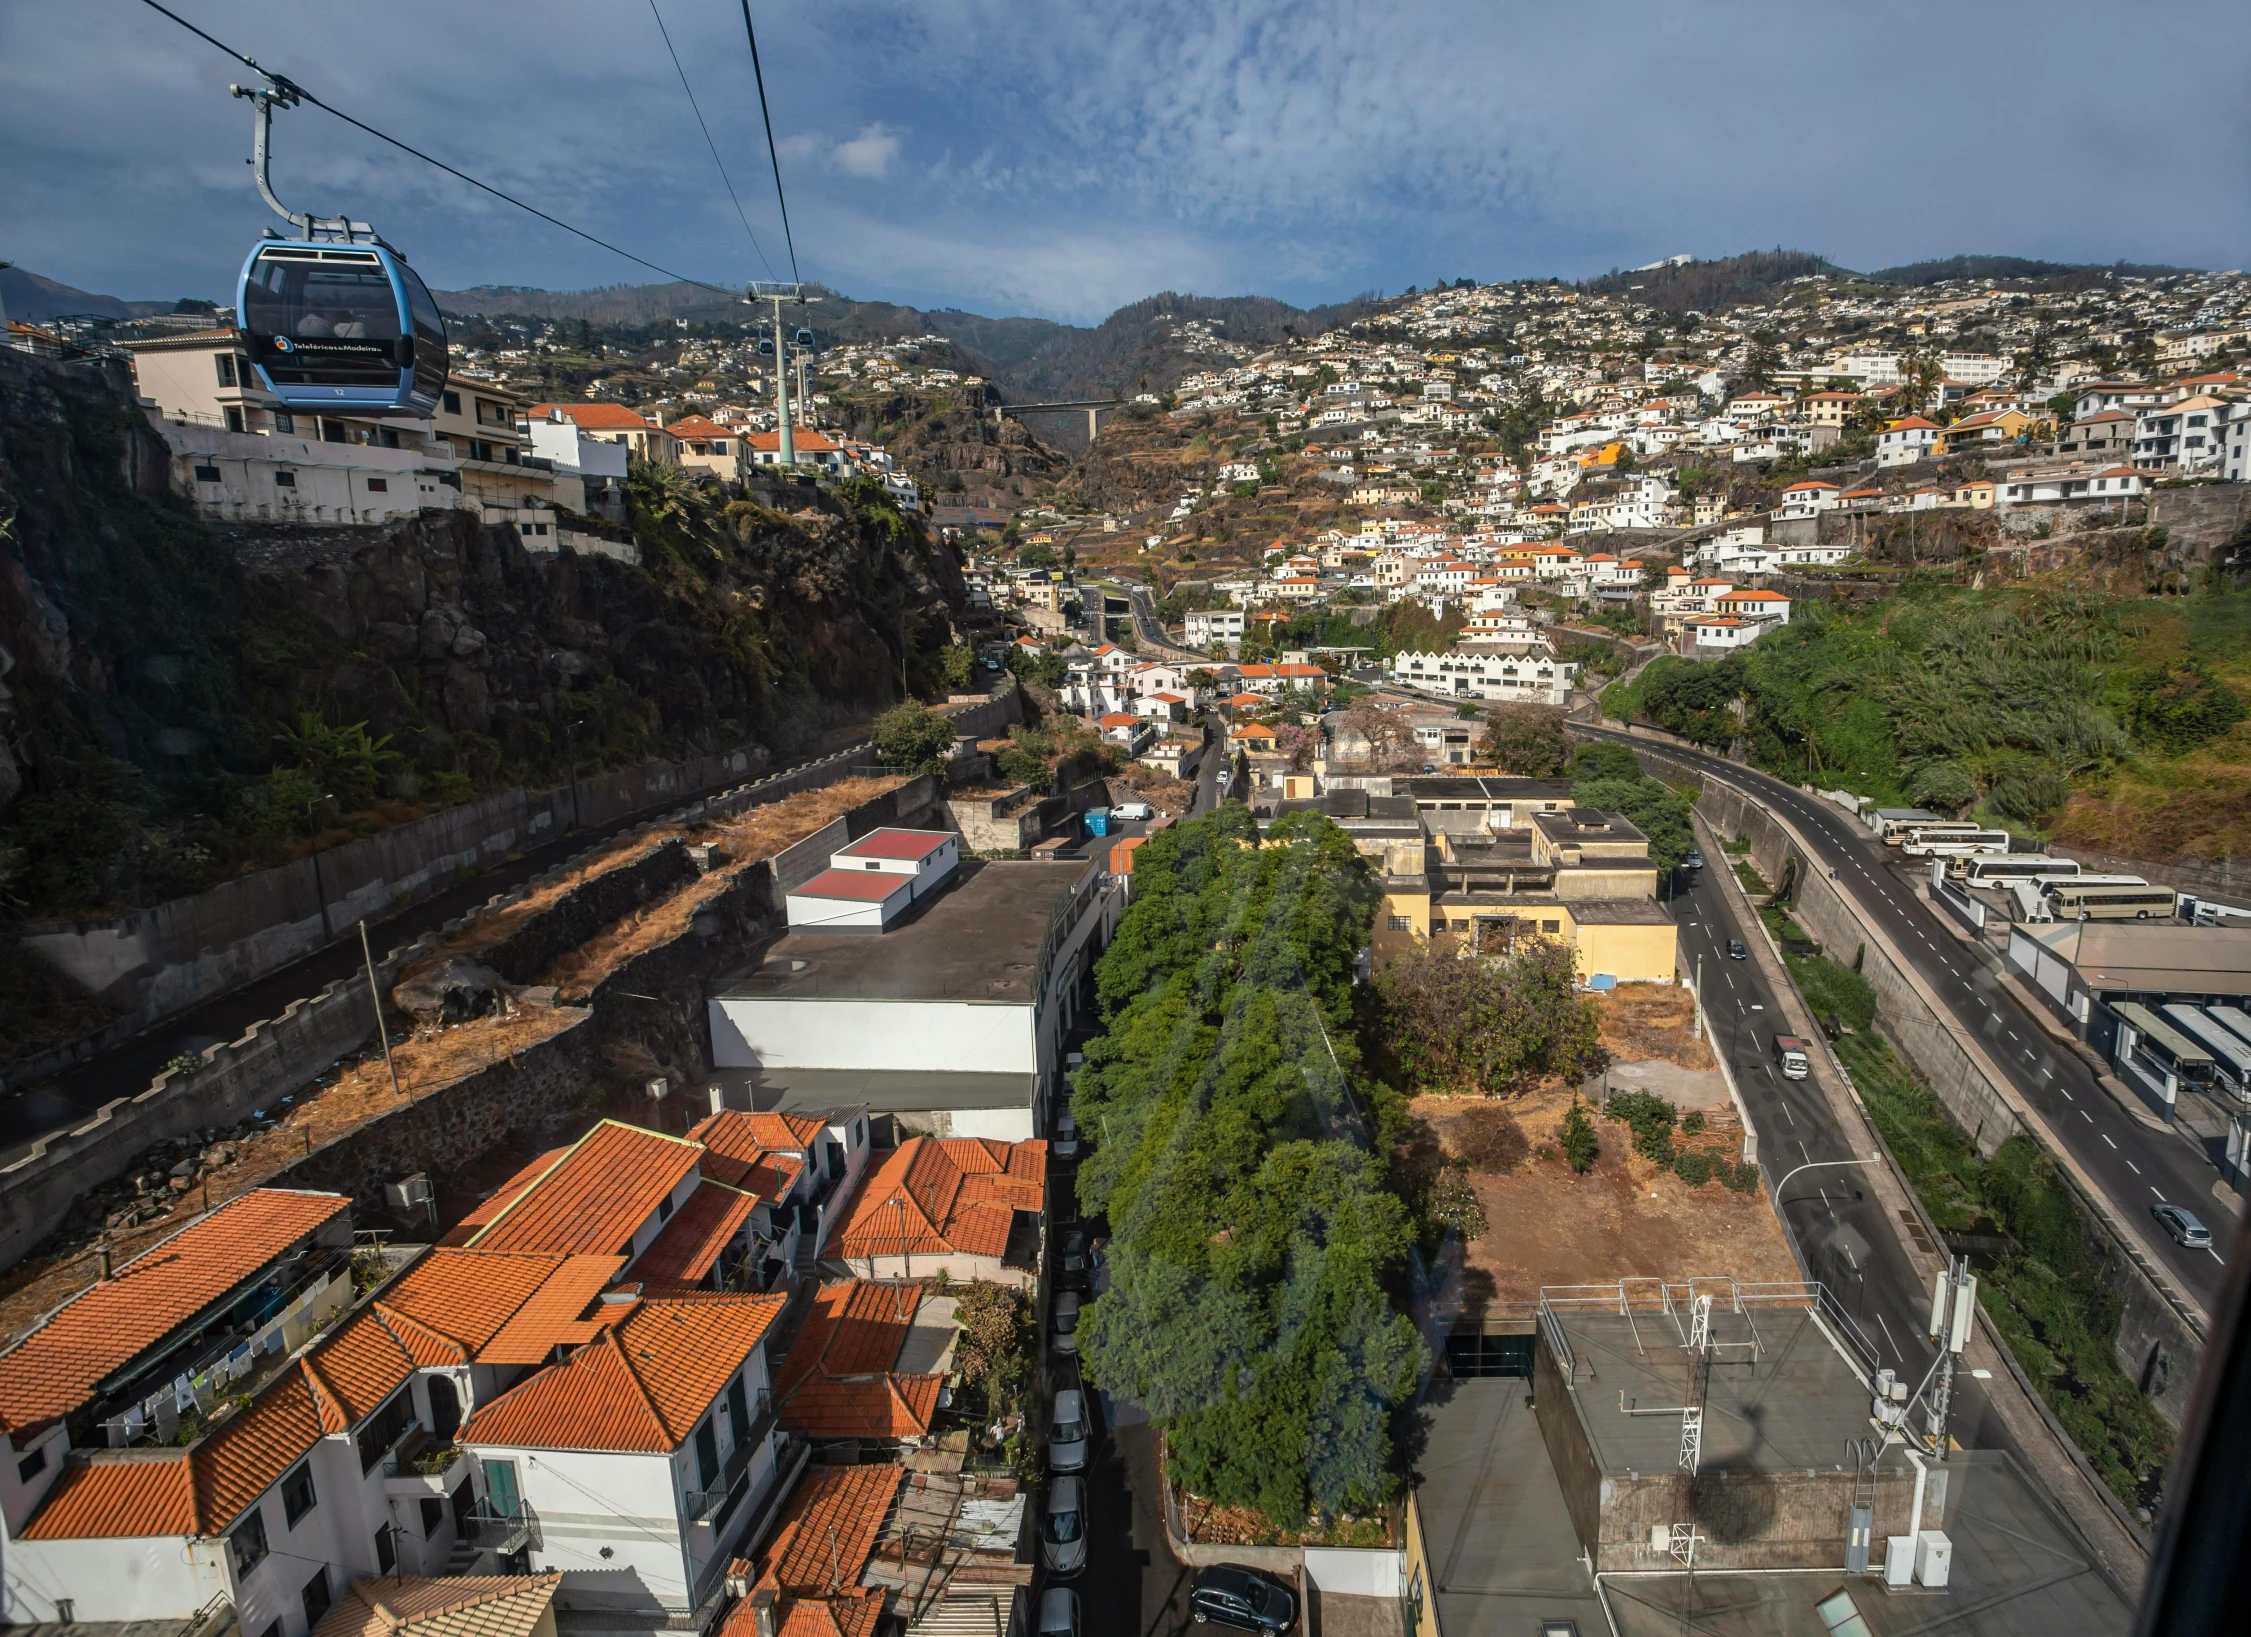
top-left (1593, 984), bottom-right (1714, 1072)
top-left (1413, 1083), bottom-right (1800, 1316)
top-left (542, 775), bottom-right (902, 996)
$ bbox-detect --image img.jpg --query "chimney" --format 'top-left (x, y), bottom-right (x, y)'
top-left (751, 1589), bottom-right (778, 1637)
top-left (96, 1245), bottom-right (113, 1281)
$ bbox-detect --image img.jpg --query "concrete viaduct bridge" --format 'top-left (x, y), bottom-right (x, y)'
top-left (998, 398), bottom-right (1120, 452)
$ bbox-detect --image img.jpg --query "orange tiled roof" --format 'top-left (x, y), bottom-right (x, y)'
top-left (773, 1282), bottom-right (940, 1441)
top-left (666, 415), bottom-right (735, 441)
top-left (0, 1189), bottom-right (348, 1434)
top-left (311, 1574), bottom-right (563, 1637)
top-left (632, 1185), bottom-right (758, 1291)
top-left (22, 1357), bottom-right (332, 1539)
top-left (371, 1247), bottom-right (617, 1362)
top-left (532, 403), bottom-right (656, 432)
top-left (831, 1137), bottom-right (1044, 1262)
top-left (459, 1294), bottom-right (785, 1453)
top-left (759, 1464), bottom-right (903, 1594)
top-left (442, 1148), bottom-right (568, 1246)
top-left (467, 1122), bottom-right (703, 1257)
top-left (691, 1108), bottom-right (826, 1159)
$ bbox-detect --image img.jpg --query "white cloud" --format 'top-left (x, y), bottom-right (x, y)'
top-left (3, 0), bottom-right (2246, 319)
top-left (832, 123), bottom-right (901, 178)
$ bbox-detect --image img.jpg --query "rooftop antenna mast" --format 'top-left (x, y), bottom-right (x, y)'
top-left (230, 81), bottom-right (373, 243)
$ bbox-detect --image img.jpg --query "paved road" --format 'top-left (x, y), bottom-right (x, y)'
top-left (1588, 725), bottom-right (2232, 1314)
top-left (1671, 860), bottom-right (2024, 1455)
top-left (0, 736), bottom-right (885, 1166)
top-left (1120, 585), bottom-right (1205, 666)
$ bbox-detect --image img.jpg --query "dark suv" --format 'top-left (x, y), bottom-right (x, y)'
top-left (1190, 1565), bottom-right (1296, 1631)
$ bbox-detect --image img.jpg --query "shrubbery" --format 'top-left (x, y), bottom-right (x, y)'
top-left (1073, 808), bottom-right (1423, 1529)
top-left (1375, 939), bottom-right (1607, 1096)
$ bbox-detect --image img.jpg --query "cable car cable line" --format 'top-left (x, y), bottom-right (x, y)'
top-left (737, 0), bottom-right (799, 283)
top-left (647, 0), bottom-right (774, 280)
top-left (131, 0), bottom-right (740, 298)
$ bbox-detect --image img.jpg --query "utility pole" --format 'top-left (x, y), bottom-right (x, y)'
top-left (360, 919), bottom-right (404, 1100)
top-left (750, 282), bottom-right (811, 470)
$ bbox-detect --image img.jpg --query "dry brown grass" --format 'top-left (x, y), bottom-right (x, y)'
top-left (0, 1006), bottom-right (583, 1341)
top-left (1417, 1085), bottom-right (1796, 1310)
top-left (1594, 983), bottom-right (1716, 1072)
top-left (541, 776), bottom-right (903, 997)
top-left (399, 832), bottom-right (670, 982)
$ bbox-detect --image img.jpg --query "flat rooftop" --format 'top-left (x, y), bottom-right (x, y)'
top-left (1533, 806), bottom-right (1649, 847)
top-left (1555, 1304), bottom-right (1866, 1476)
top-left (1405, 776), bottom-right (1576, 806)
top-left (1597, 1452), bottom-right (2130, 1637)
top-left (1414, 1379), bottom-right (1603, 1637)
top-left (712, 1065), bottom-right (1039, 1117)
top-left (721, 858), bottom-right (1094, 1005)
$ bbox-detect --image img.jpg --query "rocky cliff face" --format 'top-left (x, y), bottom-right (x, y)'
top-left (0, 347), bottom-right (970, 920)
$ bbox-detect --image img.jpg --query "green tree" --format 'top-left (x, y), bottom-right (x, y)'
top-left (1425, 1162), bottom-right (1488, 1241)
top-left (1375, 939), bottom-right (1607, 1096)
top-left (1571, 774), bottom-right (1695, 876)
top-left (1477, 704), bottom-right (1570, 775)
top-left (1559, 1098), bottom-right (1599, 1174)
top-left (275, 712), bottom-right (402, 810)
top-left (1072, 808), bottom-right (1423, 1527)
top-left (872, 704), bottom-right (958, 773)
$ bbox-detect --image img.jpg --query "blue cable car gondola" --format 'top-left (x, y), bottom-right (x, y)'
top-left (227, 82), bottom-right (448, 416)
top-left (237, 240), bottom-right (448, 415)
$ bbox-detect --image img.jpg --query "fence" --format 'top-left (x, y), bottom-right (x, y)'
top-left (0, 697), bottom-right (1009, 1273)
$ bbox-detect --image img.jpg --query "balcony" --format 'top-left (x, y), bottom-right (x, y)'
top-left (459, 1501), bottom-right (541, 1557)
top-left (383, 1431), bottom-right (468, 1496)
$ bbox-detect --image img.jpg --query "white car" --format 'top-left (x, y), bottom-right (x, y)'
top-left (1038, 1588), bottom-right (1081, 1637)
top-left (1042, 1476), bottom-right (1088, 1577)
top-left (1112, 800), bottom-right (1153, 821)
top-left (1047, 1387), bottom-right (1090, 1472)
top-left (1053, 1108), bottom-right (1081, 1161)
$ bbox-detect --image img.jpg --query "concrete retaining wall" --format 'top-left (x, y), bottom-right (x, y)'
top-left (476, 841), bottom-right (700, 987)
top-left (0, 706), bottom-right (986, 1273)
top-left (1632, 744), bottom-right (2205, 1429)
top-left (7, 690), bottom-right (1019, 1088)
top-left (2048, 843), bottom-right (2250, 905)
top-left (15, 747), bottom-right (764, 1032)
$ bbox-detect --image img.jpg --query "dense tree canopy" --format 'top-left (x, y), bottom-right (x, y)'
top-left (1073, 807), bottom-right (1423, 1527)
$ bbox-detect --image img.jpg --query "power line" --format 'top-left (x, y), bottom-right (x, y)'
top-left (737, 0), bottom-right (799, 283)
top-left (647, 0), bottom-right (773, 280)
top-left (131, 0), bottom-right (740, 297)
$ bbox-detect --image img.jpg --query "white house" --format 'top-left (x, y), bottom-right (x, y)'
top-left (457, 1292), bottom-right (790, 1619)
top-left (1876, 417), bottom-right (1940, 467)
top-left (1387, 649), bottom-right (1576, 705)
top-left (1185, 608), bottom-right (1245, 651)
top-left (783, 829), bottom-right (962, 933)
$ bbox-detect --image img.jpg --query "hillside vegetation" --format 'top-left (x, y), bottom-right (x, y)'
top-left (0, 356), bottom-right (971, 922)
top-left (1603, 585), bottom-right (2251, 860)
top-left (1072, 807), bottom-right (1422, 1533)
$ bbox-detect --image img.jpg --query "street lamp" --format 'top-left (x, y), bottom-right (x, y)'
top-left (1769, 1156), bottom-right (1876, 1205)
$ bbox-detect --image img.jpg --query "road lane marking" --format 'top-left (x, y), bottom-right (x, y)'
top-left (2102, 1134), bottom-right (2117, 1149)
top-left (2126, 1161), bottom-right (2140, 1174)
top-left (2151, 1187), bottom-right (2164, 1198)
top-left (2082, 1110), bottom-right (2094, 1123)
top-left (1876, 1312), bottom-right (1899, 1357)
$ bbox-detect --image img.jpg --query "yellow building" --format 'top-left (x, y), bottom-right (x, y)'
top-left (1366, 805), bottom-right (1677, 984)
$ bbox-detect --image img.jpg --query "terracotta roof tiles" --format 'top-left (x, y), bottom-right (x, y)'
top-left (772, 1282), bottom-right (940, 1442)
top-left (459, 1294), bottom-right (785, 1454)
top-left (0, 1189), bottom-right (349, 1434)
top-left (832, 1138), bottom-right (1043, 1263)
top-left (632, 1185), bottom-right (758, 1291)
top-left (466, 1122), bottom-right (702, 1257)
top-left (310, 1575), bottom-right (563, 1637)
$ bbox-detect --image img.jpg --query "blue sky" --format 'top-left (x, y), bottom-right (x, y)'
top-left (5, 1), bottom-right (2247, 324)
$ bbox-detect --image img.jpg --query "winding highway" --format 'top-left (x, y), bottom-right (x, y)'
top-left (1583, 724), bottom-right (2233, 1317)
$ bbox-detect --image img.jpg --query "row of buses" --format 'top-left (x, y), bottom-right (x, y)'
top-left (1954, 855), bottom-right (2178, 920)
top-left (1871, 814), bottom-right (2178, 921)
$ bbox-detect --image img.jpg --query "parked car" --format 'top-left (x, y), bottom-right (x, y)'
top-left (1190, 1564), bottom-right (1297, 1631)
top-left (1052, 1290), bottom-right (1081, 1356)
top-left (2152, 1202), bottom-right (2213, 1249)
top-left (1047, 1387), bottom-right (1089, 1472)
top-left (1726, 939), bottom-right (1748, 960)
top-left (1041, 1476), bottom-right (1088, 1578)
top-left (1037, 1588), bottom-right (1081, 1637)
top-left (1113, 800), bottom-right (1154, 821)
top-left (1684, 848), bottom-right (1705, 870)
top-left (1053, 1108), bottom-right (1081, 1161)
top-left (1058, 1225), bottom-right (1093, 1289)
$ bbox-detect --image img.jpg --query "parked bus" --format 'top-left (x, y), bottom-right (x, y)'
top-left (2164, 1006), bottom-right (2251, 1100)
top-left (1873, 808), bottom-right (1946, 844)
top-left (2045, 881), bottom-right (2178, 920)
top-left (1903, 829), bottom-right (2013, 858)
top-left (1961, 854), bottom-right (2080, 888)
